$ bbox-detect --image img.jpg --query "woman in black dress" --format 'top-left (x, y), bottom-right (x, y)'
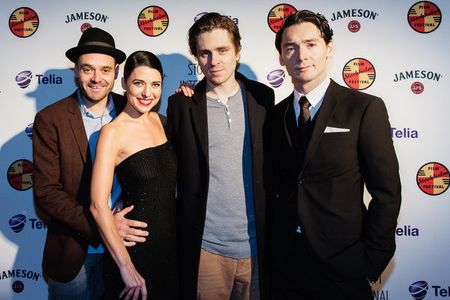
top-left (90, 51), bottom-right (177, 300)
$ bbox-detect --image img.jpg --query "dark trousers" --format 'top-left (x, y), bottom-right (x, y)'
top-left (270, 234), bottom-right (372, 300)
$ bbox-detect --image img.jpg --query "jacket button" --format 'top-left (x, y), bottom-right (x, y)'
top-left (298, 179), bottom-right (303, 184)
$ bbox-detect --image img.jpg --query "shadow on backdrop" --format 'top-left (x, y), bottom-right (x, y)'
top-left (0, 68), bottom-right (76, 299)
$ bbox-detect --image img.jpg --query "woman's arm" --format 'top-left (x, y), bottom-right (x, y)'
top-left (90, 124), bottom-right (147, 300)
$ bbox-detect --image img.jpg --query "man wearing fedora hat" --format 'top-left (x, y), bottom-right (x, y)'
top-left (33, 27), bottom-right (148, 299)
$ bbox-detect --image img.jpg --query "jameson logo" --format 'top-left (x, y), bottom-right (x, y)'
top-left (0, 269), bottom-right (41, 281)
top-left (330, 9), bottom-right (378, 21)
top-left (394, 70), bottom-right (442, 82)
top-left (65, 12), bottom-right (109, 23)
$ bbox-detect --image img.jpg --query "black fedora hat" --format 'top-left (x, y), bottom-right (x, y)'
top-left (65, 27), bottom-right (126, 64)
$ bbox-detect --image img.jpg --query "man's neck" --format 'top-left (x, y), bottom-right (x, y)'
top-left (206, 79), bottom-right (240, 105)
top-left (294, 75), bottom-right (327, 95)
top-left (80, 94), bottom-right (109, 116)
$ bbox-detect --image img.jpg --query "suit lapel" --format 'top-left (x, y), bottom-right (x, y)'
top-left (282, 93), bottom-right (297, 150)
top-left (67, 94), bottom-right (89, 164)
top-left (301, 81), bottom-right (340, 172)
top-left (190, 91), bottom-right (209, 161)
top-left (111, 92), bottom-right (126, 113)
top-left (241, 80), bottom-right (263, 150)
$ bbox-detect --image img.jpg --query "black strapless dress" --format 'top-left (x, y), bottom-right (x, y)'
top-left (103, 142), bottom-right (178, 300)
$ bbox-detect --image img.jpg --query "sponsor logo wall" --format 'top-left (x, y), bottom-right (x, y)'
top-left (0, 1), bottom-right (448, 299)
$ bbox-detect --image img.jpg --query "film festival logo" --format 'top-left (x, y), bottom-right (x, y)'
top-left (267, 3), bottom-right (296, 33)
top-left (342, 58), bottom-right (375, 90)
top-left (138, 6), bottom-right (169, 37)
top-left (408, 1), bottom-right (441, 33)
top-left (9, 7), bottom-right (39, 38)
top-left (416, 162), bottom-right (449, 196)
top-left (7, 159), bottom-right (33, 191)
top-left (330, 8), bottom-right (379, 33)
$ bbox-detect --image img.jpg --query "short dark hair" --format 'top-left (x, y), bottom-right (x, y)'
top-left (188, 12), bottom-right (241, 57)
top-left (123, 51), bottom-right (163, 81)
top-left (275, 10), bottom-right (334, 53)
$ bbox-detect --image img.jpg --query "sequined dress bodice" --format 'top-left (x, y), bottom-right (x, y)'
top-left (103, 142), bottom-right (178, 299)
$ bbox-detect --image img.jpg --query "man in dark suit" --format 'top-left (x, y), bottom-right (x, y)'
top-left (166, 13), bottom-right (274, 300)
top-left (32, 27), bottom-right (148, 299)
top-left (269, 10), bottom-right (401, 300)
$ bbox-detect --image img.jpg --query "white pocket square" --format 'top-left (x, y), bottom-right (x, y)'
top-left (324, 126), bottom-right (350, 133)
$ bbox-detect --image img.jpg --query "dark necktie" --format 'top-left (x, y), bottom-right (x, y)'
top-left (298, 96), bottom-right (311, 126)
top-left (297, 96), bottom-right (311, 156)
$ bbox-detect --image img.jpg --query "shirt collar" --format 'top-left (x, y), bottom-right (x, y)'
top-left (293, 77), bottom-right (331, 108)
top-left (76, 90), bottom-right (115, 118)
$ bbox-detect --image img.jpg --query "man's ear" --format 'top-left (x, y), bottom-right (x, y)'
top-left (121, 77), bottom-right (126, 90)
top-left (279, 54), bottom-right (286, 66)
top-left (326, 41), bottom-right (334, 60)
top-left (114, 64), bottom-right (119, 79)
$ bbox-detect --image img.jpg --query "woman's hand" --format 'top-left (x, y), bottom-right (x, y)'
top-left (118, 263), bottom-right (147, 300)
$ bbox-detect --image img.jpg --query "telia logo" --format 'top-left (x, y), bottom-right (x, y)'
top-left (194, 12), bottom-right (208, 22)
top-left (409, 280), bottom-right (428, 300)
top-left (193, 12), bottom-right (238, 24)
top-left (15, 71), bottom-right (63, 89)
top-left (15, 71), bottom-right (33, 89)
top-left (8, 214), bottom-right (47, 232)
top-left (9, 214), bottom-right (27, 233)
top-left (267, 69), bottom-right (285, 88)
top-left (25, 123), bottom-right (33, 139)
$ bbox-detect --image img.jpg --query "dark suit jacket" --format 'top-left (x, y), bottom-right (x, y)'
top-left (32, 91), bottom-right (125, 282)
top-left (269, 80), bottom-right (401, 281)
top-left (166, 73), bottom-right (274, 299)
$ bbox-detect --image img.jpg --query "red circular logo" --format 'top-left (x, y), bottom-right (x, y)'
top-left (411, 82), bottom-right (424, 94)
top-left (417, 162), bottom-right (449, 195)
top-left (80, 23), bottom-right (92, 32)
top-left (7, 159), bottom-right (33, 191)
top-left (138, 6), bottom-right (169, 37)
top-left (408, 1), bottom-right (441, 33)
top-left (348, 20), bottom-right (361, 33)
top-left (9, 7), bottom-right (39, 38)
top-left (267, 4), bottom-right (296, 33)
top-left (12, 280), bottom-right (24, 293)
top-left (342, 58), bottom-right (376, 90)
